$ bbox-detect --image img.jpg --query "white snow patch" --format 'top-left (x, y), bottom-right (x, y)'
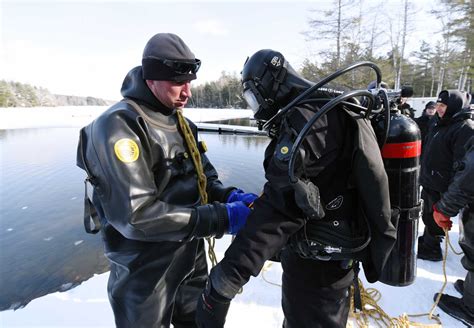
top-left (0, 106), bottom-right (253, 130)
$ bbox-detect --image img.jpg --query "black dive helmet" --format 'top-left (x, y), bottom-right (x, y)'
top-left (241, 49), bottom-right (312, 122)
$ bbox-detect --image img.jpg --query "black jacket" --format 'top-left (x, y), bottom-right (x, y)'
top-left (437, 136), bottom-right (474, 217)
top-left (209, 104), bottom-right (395, 299)
top-left (420, 90), bottom-right (474, 193)
top-left (414, 114), bottom-right (434, 151)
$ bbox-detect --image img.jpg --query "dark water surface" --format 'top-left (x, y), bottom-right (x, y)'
top-left (0, 127), bottom-right (269, 310)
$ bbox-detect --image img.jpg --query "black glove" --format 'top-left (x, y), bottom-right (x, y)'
top-left (196, 279), bottom-right (231, 328)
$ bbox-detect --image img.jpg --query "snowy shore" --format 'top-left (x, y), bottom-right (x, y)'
top-left (0, 106), bottom-right (467, 327)
top-left (0, 106), bottom-right (254, 130)
top-left (0, 227), bottom-right (467, 328)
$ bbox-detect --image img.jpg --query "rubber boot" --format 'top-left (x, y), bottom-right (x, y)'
top-left (454, 279), bottom-right (464, 296)
top-left (417, 229), bottom-right (442, 262)
top-left (434, 293), bottom-right (474, 327)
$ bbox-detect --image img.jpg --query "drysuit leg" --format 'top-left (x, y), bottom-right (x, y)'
top-left (106, 241), bottom-right (199, 328)
top-left (280, 249), bottom-right (353, 328)
top-left (107, 252), bottom-right (175, 328)
top-left (172, 240), bottom-right (208, 328)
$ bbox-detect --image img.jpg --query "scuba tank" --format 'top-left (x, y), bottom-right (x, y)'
top-left (372, 106), bottom-right (422, 286)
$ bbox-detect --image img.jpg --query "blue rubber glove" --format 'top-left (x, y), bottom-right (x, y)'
top-left (227, 189), bottom-right (258, 206)
top-left (225, 201), bottom-right (251, 235)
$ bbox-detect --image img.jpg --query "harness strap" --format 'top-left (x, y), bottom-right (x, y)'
top-left (83, 178), bottom-right (101, 234)
top-left (79, 125), bottom-right (101, 234)
top-left (352, 261), bottom-right (363, 311)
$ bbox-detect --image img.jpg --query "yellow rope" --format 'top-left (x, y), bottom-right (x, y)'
top-left (176, 109), bottom-right (208, 204)
top-left (261, 262), bottom-right (282, 287)
top-left (259, 232), bottom-right (463, 328)
top-left (346, 226), bottom-right (467, 327)
top-left (447, 228), bottom-right (464, 255)
top-left (176, 109), bottom-right (217, 267)
top-left (349, 278), bottom-right (442, 327)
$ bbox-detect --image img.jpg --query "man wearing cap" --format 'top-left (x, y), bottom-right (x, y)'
top-left (418, 90), bottom-right (473, 264)
top-left (76, 33), bottom-right (256, 327)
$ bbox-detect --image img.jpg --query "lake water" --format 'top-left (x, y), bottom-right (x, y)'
top-left (0, 125), bottom-right (269, 310)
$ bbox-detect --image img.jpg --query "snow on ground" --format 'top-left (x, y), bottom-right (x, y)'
top-left (0, 106), bottom-right (469, 327)
top-left (0, 221), bottom-right (467, 327)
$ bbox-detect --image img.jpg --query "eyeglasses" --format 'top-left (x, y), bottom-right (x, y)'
top-left (159, 58), bottom-right (201, 74)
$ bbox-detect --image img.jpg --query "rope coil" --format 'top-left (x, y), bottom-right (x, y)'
top-left (176, 109), bottom-right (217, 267)
top-left (259, 227), bottom-right (463, 327)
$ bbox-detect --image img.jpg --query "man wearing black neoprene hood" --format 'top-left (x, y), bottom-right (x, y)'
top-left (76, 33), bottom-right (257, 328)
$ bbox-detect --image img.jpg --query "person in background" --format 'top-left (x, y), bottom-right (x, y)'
top-left (398, 86), bottom-right (415, 118)
top-left (195, 49), bottom-right (396, 328)
top-left (418, 90), bottom-right (473, 263)
top-left (415, 101), bottom-right (437, 150)
top-left (432, 135), bottom-right (474, 326)
top-left (76, 33), bottom-right (256, 328)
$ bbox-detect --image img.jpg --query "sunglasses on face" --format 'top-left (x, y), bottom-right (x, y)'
top-left (158, 58), bottom-right (201, 74)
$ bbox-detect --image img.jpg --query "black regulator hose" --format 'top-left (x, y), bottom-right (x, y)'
top-left (263, 61), bottom-right (382, 131)
top-left (297, 99), bottom-right (371, 115)
top-left (377, 88), bottom-right (391, 148)
top-left (288, 90), bottom-right (376, 184)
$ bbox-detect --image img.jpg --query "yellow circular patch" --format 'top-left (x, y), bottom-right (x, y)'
top-left (280, 146), bottom-right (289, 154)
top-left (114, 138), bottom-right (139, 163)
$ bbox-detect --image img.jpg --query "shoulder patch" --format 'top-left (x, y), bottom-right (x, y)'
top-left (114, 138), bottom-right (139, 163)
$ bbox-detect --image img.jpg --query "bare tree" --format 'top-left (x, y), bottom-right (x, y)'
top-left (384, 0), bottom-right (414, 90)
top-left (303, 0), bottom-right (359, 70)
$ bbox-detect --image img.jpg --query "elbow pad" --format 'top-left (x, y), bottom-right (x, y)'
top-left (192, 202), bottom-right (229, 239)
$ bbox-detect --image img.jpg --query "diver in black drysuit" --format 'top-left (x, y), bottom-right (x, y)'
top-left (195, 49), bottom-right (397, 328)
top-left (76, 33), bottom-right (255, 328)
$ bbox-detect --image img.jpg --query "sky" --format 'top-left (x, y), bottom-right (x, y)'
top-left (1, 0), bottom-right (442, 101)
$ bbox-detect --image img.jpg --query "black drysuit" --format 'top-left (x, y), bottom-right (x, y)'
top-left (209, 104), bottom-right (395, 328)
top-left (76, 66), bottom-right (235, 328)
top-left (419, 90), bottom-right (474, 238)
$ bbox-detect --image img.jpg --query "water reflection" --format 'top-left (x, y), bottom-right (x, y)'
top-left (206, 117), bottom-right (257, 127)
top-left (0, 126), bottom-right (269, 310)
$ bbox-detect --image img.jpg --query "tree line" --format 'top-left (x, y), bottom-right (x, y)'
top-left (189, 0), bottom-right (472, 108)
top-left (0, 80), bottom-right (112, 107)
top-left (299, 0), bottom-right (472, 97)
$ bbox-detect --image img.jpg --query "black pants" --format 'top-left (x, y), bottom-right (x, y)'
top-left (421, 188), bottom-right (444, 237)
top-left (280, 249), bottom-right (353, 328)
